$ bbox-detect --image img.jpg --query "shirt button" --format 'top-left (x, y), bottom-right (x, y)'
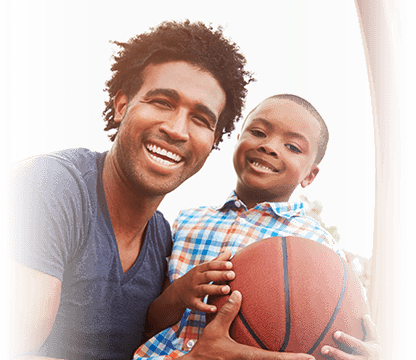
top-left (240, 217), bottom-right (247, 224)
top-left (234, 200), bottom-right (241, 208)
top-left (187, 339), bottom-right (196, 349)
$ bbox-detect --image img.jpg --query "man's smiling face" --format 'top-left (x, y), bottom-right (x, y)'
top-left (112, 61), bottom-right (226, 197)
top-left (233, 98), bottom-right (321, 205)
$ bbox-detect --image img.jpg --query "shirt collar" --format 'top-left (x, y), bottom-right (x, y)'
top-left (218, 191), bottom-right (305, 220)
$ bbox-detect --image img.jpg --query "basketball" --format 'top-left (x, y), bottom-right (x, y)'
top-left (207, 236), bottom-right (368, 359)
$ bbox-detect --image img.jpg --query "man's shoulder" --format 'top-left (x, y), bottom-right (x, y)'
top-left (34, 147), bottom-right (103, 173)
top-left (12, 148), bottom-right (104, 182)
top-left (151, 210), bottom-right (171, 229)
top-left (10, 148), bottom-right (107, 214)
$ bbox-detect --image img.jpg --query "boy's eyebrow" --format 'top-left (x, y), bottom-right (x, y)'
top-left (284, 131), bottom-right (310, 146)
top-left (145, 88), bottom-right (218, 127)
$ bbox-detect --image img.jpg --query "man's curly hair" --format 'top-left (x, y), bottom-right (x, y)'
top-left (102, 20), bottom-right (255, 149)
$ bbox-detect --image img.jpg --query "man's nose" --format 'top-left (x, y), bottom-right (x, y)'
top-left (159, 110), bottom-right (190, 142)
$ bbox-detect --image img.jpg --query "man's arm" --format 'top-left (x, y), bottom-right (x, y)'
top-left (11, 261), bottom-right (63, 360)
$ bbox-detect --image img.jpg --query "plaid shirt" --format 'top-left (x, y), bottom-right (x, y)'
top-left (134, 192), bottom-right (342, 359)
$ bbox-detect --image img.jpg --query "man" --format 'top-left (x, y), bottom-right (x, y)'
top-left (10, 20), bottom-right (315, 360)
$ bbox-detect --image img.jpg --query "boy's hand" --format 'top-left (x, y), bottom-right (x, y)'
top-left (321, 315), bottom-right (382, 360)
top-left (172, 250), bottom-right (235, 313)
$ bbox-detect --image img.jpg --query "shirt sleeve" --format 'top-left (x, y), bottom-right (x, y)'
top-left (9, 155), bottom-right (92, 281)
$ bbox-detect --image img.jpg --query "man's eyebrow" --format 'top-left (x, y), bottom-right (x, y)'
top-left (145, 88), bottom-right (180, 101)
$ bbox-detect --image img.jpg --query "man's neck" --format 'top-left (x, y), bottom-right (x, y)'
top-left (102, 152), bottom-right (165, 272)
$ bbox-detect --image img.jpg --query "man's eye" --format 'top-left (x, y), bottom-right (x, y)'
top-left (250, 130), bottom-right (266, 137)
top-left (286, 144), bottom-right (301, 153)
top-left (192, 115), bottom-right (213, 129)
top-left (151, 99), bottom-right (171, 108)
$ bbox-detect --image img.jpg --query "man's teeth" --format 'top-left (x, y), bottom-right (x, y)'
top-left (251, 161), bottom-right (277, 172)
top-left (149, 154), bottom-right (177, 166)
top-left (147, 144), bottom-right (182, 163)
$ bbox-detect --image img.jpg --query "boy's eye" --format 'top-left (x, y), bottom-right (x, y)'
top-left (286, 144), bottom-right (301, 153)
top-left (250, 129), bottom-right (266, 138)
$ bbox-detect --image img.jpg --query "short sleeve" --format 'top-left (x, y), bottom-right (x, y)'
top-left (9, 155), bottom-right (93, 281)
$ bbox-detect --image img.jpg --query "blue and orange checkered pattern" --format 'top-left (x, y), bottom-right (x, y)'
top-left (134, 192), bottom-right (343, 359)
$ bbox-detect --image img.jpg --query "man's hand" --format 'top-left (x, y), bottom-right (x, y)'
top-left (172, 250), bottom-right (235, 313)
top-left (184, 290), bottom-right (315, 360)
top-left (321, 315), bottom-right (382, 360)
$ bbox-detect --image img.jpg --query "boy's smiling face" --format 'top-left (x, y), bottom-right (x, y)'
top-left (233, 98), bottom-right (321, 207)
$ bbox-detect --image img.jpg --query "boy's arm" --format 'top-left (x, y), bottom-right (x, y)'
top-left (145, 251), bottom-right (235, 339)
top-left (12, 261), bottom-right (64, 359)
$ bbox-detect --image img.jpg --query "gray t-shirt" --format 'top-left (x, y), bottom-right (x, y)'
top-left (10, 148), bottom-right (172, 360)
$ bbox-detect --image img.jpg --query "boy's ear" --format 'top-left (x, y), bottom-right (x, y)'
top-left (114, 90), bottom-right (128, 123)
top-left (300, 165), bottom-right (319, 188)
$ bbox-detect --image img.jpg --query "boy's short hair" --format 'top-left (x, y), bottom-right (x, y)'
top-left (102, 20), bottom-right (255, 149)
top-left (246, 94), bottom-right (329, 164)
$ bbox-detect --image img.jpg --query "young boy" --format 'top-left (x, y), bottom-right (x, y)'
top-left (134, 94), bottom-right (363, 359)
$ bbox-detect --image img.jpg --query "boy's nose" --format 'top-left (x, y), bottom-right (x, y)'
top-left (258, 145), bottom-right (278, 157)
top-left (159, 110), bottom-right (190, 142)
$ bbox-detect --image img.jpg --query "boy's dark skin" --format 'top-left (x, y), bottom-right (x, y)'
top-left (146, 96), bottom-right (381, 360)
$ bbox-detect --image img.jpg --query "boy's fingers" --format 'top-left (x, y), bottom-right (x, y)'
top-left (214, 249), bottom-right (233, 262)
top-left (193, 300), bottom-right (217, 313)
top-left (332, 331), bottom-right (367, 356)
top-left (197, 260), bottom-right (233, 273)
top-left (201, 270), bottom-right (235, 284)
top-left (362, 315), bottom-right (378, 341)
top-left (198, 284), bottom-right (231, 296)
top-left (321, 345), bottom-right (353, 360)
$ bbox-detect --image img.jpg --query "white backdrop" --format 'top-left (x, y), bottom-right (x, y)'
top-left (4, 0), bottom-right (375, 258)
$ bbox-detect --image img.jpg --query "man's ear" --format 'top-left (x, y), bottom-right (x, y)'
top-left (114, 90), bottom-right (128, 123)
top-left (300, 165), bottom-right (319, 188)
top-left (214, 132), bottom-right (221, 145)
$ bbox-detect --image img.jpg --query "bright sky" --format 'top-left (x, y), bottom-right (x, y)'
top-left (5, 0), bottom-right (375, 258)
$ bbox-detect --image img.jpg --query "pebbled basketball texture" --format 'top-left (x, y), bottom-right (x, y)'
top-left (207, 236), bottom-right (368, 359)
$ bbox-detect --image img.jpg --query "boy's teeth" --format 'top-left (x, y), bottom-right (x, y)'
top-left (252, 161), bottom-right (275, 172)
